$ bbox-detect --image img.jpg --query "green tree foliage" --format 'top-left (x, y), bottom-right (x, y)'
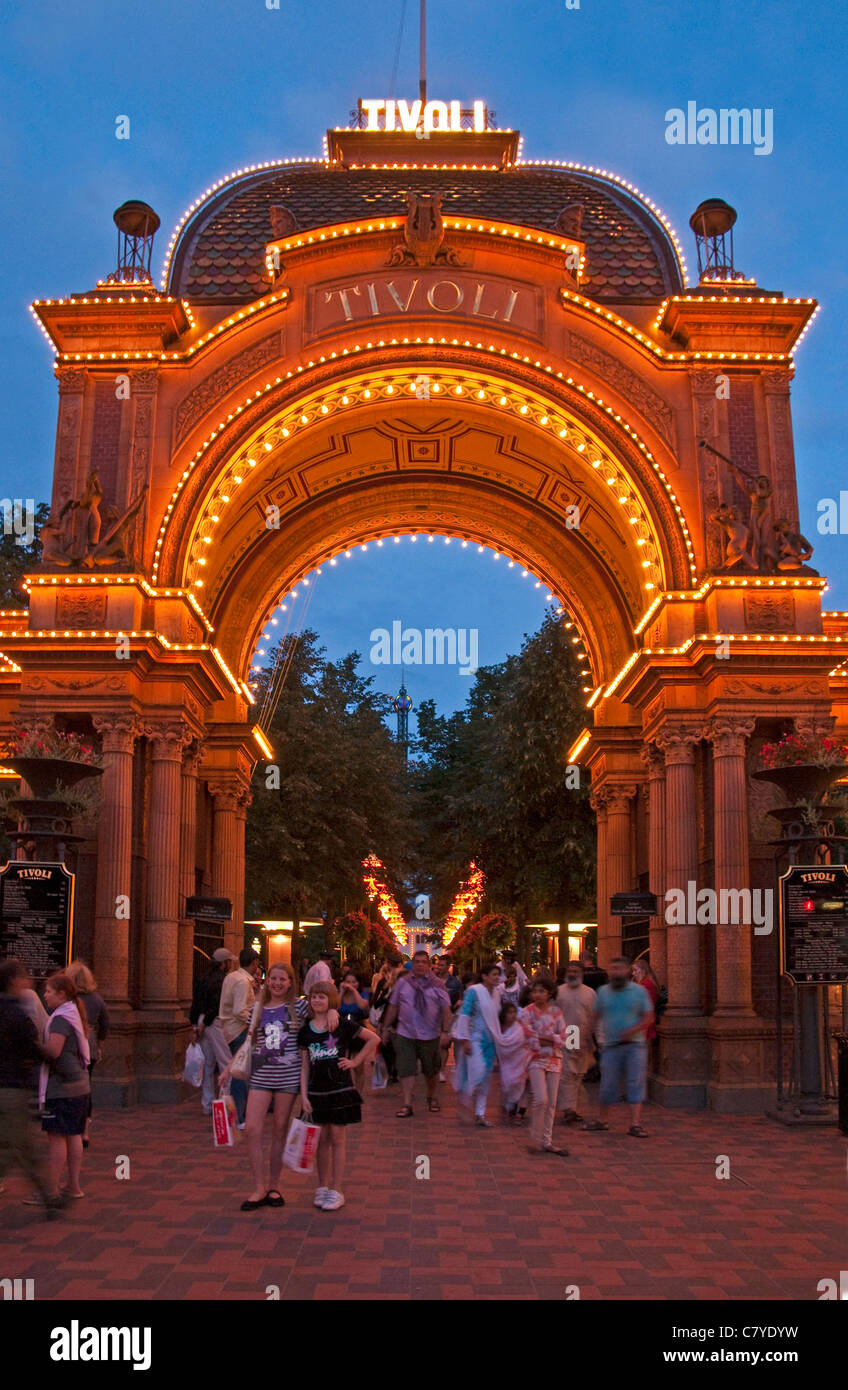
top-left (0, 502), bottom-right (50, 607)
top-left (245, 629), bottom-right (413, 939)
top-left (411, 611), bottom-right (595, 926)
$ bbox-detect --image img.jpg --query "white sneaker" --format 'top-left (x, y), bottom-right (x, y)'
top-left (313, 1186), bottom-right (329, 1207)
top-left (439, 1071), bottom-right (446, 1082)
top-left (321, 1190), bottom-right (345, 1211)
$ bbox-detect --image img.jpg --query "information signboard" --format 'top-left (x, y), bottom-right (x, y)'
top-left (779, 864), bottom-right (848, 985)
top-left (0, 861), bottom-right (74, 977)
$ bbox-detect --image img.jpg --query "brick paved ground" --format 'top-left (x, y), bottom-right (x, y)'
top-left (1, 1072), bottom-right (845, 1301)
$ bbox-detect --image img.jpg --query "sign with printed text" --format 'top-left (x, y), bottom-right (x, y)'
top-left (0, 861), bottom-right (74, 978)
top-left (779, 865), bottom-right (848, 984)
top-left (307, 270), bottom-right (542, 342)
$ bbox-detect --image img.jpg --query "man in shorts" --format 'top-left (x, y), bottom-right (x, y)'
top-left (585, 956), bottom-right (654, 1137)
top-left (381, 950), bottom-right (452, 1117)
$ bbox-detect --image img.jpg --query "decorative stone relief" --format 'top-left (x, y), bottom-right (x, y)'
top-left (569, 332), bottom-right (675, 446)
top-left (174, 333), bottom-right (282, 444)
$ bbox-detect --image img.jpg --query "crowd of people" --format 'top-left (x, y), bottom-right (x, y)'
top-left (0, 942), bottom-right (662, 1219)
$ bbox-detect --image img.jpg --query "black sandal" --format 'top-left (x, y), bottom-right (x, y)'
top-left (395, 1105), bottom-right (414, 1118)
top-left (240, 1194), bottom-right (269, 1211)
top-left (265, 1190), bottom-right (285, 1207)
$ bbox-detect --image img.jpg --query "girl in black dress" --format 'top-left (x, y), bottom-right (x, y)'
top-left (298, 980), bottom-right (379, 1212)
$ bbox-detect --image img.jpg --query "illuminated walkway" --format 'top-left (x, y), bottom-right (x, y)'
top-left (1, 1077), bottom-right (845, 1301)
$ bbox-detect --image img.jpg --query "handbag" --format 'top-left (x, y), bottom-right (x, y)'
top-left (229, 1000), bottom-right (262, 1082)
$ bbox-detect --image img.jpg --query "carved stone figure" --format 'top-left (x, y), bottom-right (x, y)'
top-left (387, 193), bottom-right (463, 267)
top-left (710, 503), bottom-right (756, 569)
top-left (773, 516), bottom-right (815, 571)
top-left (40, 474), bottom-right (147, 570)
top-left (269, 204), bottom-right (297, 238)
top-left (725, 457), bottom-right (775, 569)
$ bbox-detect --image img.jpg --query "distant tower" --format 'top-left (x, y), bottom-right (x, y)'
top-left (108, 201), bottom-right (160, 284)
top-left (689, 199), bottom-right (741, 283)
top-left (392, 681), bottom-right (413, 758)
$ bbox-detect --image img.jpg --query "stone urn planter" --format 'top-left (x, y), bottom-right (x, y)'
top-left (2, 755), bottom-right (102, 860)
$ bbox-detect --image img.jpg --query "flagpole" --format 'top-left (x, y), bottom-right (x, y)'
top-left (419, 0), bottom-right (427, 103)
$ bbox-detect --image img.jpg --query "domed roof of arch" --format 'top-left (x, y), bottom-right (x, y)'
top-left (166, 161), bottom-right (684, 304)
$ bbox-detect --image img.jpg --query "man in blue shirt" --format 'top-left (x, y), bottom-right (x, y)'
top-left (584, 956), bottom-right (654, 1137)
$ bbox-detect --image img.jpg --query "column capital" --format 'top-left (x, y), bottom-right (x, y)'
top-left (794, 713), bottom-right (835, 743)
top-left (93, 712), bottom-right (143, 756)
top-left (181, 738), bottom-right (201, 776)
top-left (655, 720), bottom-right (704, 765)
top-left (145, 719), bottom-right (192, 761)
top-left (590, 783), bottom-right (636, 814)
top-left (208, 783), bottom-right (242, 812)
top-left (705, 715), bottom-right (756, 758)
top-left (761, 366), bottom-right (794, 395)
top-left (640, 742), bottom-right (666, 777)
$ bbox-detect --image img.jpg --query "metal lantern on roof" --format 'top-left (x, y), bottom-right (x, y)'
top-left (108, 200), bottom-right (160, 284)
top-left (689, 198), bottom-right (740, 282)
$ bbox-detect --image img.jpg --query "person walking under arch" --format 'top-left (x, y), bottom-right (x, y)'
top-left (519, 974), bottom-right (569, 1157)
top-left (66, 960), bottom-right (109, 1149)
top-left (585, 957), bottom-right (654, 1138)
top-left (299, 980), bottom-right (379, 1211)
top-left (37, 971), bottom-right (91, 1202)
top-left (555, 959), bottom-right (597, 1125)
top-left (189, 948), bottom-right (237, 1116)
top-left (220, 962), bottom-right (309, 1211)
top-left (452, 961), bottom-right (504, 1126)
top-left (219, 948), bottom-right (262, 1128)
top-left (381, 949), bottom-right (452, 1118)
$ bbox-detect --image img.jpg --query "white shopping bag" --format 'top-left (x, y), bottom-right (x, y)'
top-left (182, 1041), bottom-right (204, 1088)
top-left (371, 1053), bottom-right (388, 1090)
top-left (283, 1116), bottom-right (321, 1174)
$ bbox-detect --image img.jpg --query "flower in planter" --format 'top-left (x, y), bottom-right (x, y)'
top-left (760, 731), bottom-right (848, 771)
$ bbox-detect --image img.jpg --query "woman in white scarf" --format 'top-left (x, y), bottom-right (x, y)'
top-left (37, 972), bottom-right (91, 1203)
top-left (452, 961), bottom-right (505, 1127)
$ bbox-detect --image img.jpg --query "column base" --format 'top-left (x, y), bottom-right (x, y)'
top-left (134, 1007), bottom-right (194, 1104)
top-left (705, 1017), bottom-right (777, 1114)
top-left (651, 1012), bottom-right (710, 1109)
top-left (91, 1006), bottom-right (138, 1109)
top-left (765, 1104), bottom-right (839, 1128)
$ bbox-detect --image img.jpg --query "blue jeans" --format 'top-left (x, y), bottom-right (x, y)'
top-left (228, 1029), bottom-right (248, 1125)
top-left (599, 1041), bottom-right (647, 1106)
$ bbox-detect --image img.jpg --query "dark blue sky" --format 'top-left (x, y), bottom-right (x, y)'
top-left (2, 0), bottom-right (846, 712)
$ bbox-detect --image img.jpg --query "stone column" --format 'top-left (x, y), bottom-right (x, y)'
top-left (178, 740), bottom-right (200, 1008)
top-left (143, 722), bottom-right (187, 1007)
top-left (641, 742), bottom-right (667, 984)
top-left (92, 713), bottom-right (140, 1108)
top-left (706, 716), bottom-right (756, 1017)
top-left (92, 714), bottom-right (140, 1006)
top-left (606, 785), bottom-right (637, 964)
top-left (589, 792), bottom-right (608, 966)
top-left (210, 786), bottom-right (242, 955)
top-left (656, 722), bottom-right (703, 1014)
top-left (234, 789), bottom-right (251, 944)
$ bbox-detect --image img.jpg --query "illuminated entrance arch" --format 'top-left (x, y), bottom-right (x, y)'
top-left (2, 108), bottom-right (841, 1113)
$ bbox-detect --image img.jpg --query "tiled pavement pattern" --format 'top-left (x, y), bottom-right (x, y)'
top-left (1, 1076), bottom-right (845, 1301)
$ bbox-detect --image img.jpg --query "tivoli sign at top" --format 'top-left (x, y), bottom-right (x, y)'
top-left (357, 99), bottom-right (489, 133)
